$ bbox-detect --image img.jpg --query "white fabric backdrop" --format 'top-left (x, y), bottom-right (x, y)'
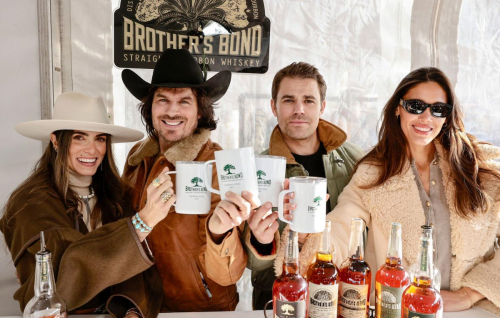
top-left (0, 0), bottom-right (495, 314)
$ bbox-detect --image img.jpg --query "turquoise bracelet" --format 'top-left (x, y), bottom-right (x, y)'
top-left (132, 213), bottom-right (153, 233)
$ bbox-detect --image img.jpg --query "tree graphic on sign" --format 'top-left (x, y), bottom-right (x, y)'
top-left (191, 177), bottom-right (203, 187)
top-left (224, 164), bottom-right (235, 175)
top-left (281, 304), bottom-right (294, 315)
top-left (257, 170), bottom-right (266, 180)
top-left (314, 196), bottom-right (322, 206)
top-left (156, 0), bottom-right (232, 32)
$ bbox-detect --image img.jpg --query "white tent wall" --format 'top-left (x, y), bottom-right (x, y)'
top-left (1, 0), bottom-right (499, 314)
top-left (0, 1), bottom-right (42, 315)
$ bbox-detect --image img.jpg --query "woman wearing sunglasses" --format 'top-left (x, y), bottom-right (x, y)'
top-left (1, 92), bottom-right (174, 317)
top-left (280, 67), bottom-right (500, 313)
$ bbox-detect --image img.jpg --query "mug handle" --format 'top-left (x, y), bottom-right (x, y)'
top-left (278, 189), bottom-right (294, 226)
top-left (263, 299), bottom-right (273, 318)
top-left (164, 171), bottom-right (177, 207)
top-left (204, 160), bottom-right (220, 195)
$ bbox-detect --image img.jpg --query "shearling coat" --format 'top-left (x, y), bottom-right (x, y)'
top-left (122, 129), bottom-right (247, 312)
top-left (0, 188), bottom-right (162, 317)
top-left (275, 141), bottom-right (500, 313)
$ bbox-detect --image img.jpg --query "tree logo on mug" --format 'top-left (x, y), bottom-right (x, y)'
top-left (191, 177), bottom-right (203, 187)
top-left (221, 164), bottom-right (243, 181)
top-left (186, 176), bottom-right (207, 192)
top-left (314, 196), bottom-right (322, 206)
top-left (224, 164), bottom-right (235, 175)
top-left (257, 170), bottom-right (266, 179)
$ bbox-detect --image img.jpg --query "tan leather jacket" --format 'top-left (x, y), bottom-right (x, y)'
top-left (122, 129), bottom-right (247, 312)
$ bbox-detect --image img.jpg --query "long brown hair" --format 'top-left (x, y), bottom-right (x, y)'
top-left (3, 130), bottom-right (126, 228)
top-left (357, 67), bottom-right (500, 218)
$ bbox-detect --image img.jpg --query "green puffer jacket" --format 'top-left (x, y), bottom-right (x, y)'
top-left (242, 119), bottom-right (364, 309)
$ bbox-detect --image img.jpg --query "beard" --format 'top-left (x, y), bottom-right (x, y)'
top-left (155, 115), bottom-right (198, 144)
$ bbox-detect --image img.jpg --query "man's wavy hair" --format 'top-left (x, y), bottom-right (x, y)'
top-left (139, 87), bottom-right (218, 139)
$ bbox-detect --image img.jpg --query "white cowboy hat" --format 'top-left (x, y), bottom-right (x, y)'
top-left (15, 92), bottom-right (143, 143)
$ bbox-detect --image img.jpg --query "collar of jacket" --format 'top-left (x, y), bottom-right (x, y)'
top-left (267, 119), bottom-right (347, 165)
top-left (127, 129), bottom-right (212, 166)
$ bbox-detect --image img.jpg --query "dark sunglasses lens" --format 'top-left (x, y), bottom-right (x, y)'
top-left (431, 103), bottom-right (452, 117)
top-left (404, 100), bottom-right (426, 114)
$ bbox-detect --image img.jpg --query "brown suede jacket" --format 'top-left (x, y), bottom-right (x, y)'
top-left (0, 188), bottom-right (162, 318)
top-left (122, 129), bottom-right (247, 312)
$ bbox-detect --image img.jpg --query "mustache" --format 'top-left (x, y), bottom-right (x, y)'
top-left (159, 115), bottom-right (187, 121)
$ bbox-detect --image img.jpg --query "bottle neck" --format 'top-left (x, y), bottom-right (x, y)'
top-left (386, 223), bottom-right (403, 265)
top-left (283, 231), bottom-right (300, 274)
top-left (348, 221), bottom-right (364, 261)
top-left (317, 223), bottom-right (332, 262)
top-left (414, 228), bottom-right (434, 284)
top-left (34, 252), bottom-right (56, 297)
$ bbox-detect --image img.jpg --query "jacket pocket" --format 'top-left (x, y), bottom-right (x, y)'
top-left (190, 259), bottom-right (212, 301)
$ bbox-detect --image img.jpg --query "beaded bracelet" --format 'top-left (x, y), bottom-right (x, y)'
top-left (131, 213), bottom-right (153, 233)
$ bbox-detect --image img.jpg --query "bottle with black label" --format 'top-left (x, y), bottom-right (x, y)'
top-left (272, 230), bottom-right (308, 318)
top-left (375, 222), bottom-right (410, 318)
top-left (402, 225), bottom-right (443, 318)
top-left (307, 220), bottom-right (339, 318)
top-left (339, 218), bottom-right (371, 318)
top-left (24, 232), bottom-right (67, 318)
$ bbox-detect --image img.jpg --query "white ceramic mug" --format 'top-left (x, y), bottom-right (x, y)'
top-left (278, 176), bottom-right (327, 233)
top-left (165, 161), bottom-right (212, 214)
top-left (255, 155), bottom-right (286, 208)
top-left (204, 147), bottom-right (259, 200)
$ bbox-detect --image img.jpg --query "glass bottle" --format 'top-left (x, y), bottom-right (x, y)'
top-left (272, 230), bottom-right (308, 318)
top-left (339, 218), bottom-right (371, 318)
top-left (402, 225), bottom-right (443, 317)
top-left (24, 232), bottom-right (67, 318)
top-left (307, 220), bottom-right (339, 318)
top-left (375, 222), bottom-right (410, 318)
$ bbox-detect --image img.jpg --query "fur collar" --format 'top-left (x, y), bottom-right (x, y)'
top-left (127, 129), bottom-right (211, 166)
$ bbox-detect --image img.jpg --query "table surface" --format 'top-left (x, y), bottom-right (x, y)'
top-left (3, 306), bottom-right (497, 318)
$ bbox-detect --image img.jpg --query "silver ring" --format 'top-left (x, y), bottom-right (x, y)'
top-left (161, 190), bottom-right (172, 203)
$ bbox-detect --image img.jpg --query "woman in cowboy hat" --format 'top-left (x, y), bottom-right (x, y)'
top-left (1, 92), bottom-right (173, 318)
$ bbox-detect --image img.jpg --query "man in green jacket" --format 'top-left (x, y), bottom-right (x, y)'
top-left (243, 62), bottom-right (364, 309)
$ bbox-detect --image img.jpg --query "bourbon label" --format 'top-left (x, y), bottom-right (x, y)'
top-left (339, 282), bottom-right (368, 318)
top-left (275, 299), bottom-right (306, 318)
top-left (308, 282), bottom-right (338, 318)
top-left (376, 284), bottom-right (405, 318)
top-left (405, 310), bottom-right (436, 318)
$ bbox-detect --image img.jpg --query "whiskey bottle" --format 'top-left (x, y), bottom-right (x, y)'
top-left (24, 232), bottom-right (67, 318)
top-left (375, 222), bottom-right (410, 318)
top-left (402, 225), bottom-right (443, 317)
top-left (339, 218), bottom-right (371, 318)
top-left (307, 220), bottom-right (339, 318)
top-left (272, 230), bottom-right (308, 318)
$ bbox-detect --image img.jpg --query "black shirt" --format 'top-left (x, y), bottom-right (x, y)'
top-left (292, 142), bottom-right (331, 213)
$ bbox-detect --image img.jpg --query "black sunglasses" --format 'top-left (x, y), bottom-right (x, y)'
top-left (400, 99), bottom-right (453, 118)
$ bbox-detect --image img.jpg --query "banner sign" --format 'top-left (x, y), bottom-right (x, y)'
top-left (114, 0), bottom-right (270, 73)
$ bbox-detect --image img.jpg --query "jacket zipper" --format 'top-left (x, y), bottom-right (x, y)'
top-left (199, 271), bottom-right (213, 299)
